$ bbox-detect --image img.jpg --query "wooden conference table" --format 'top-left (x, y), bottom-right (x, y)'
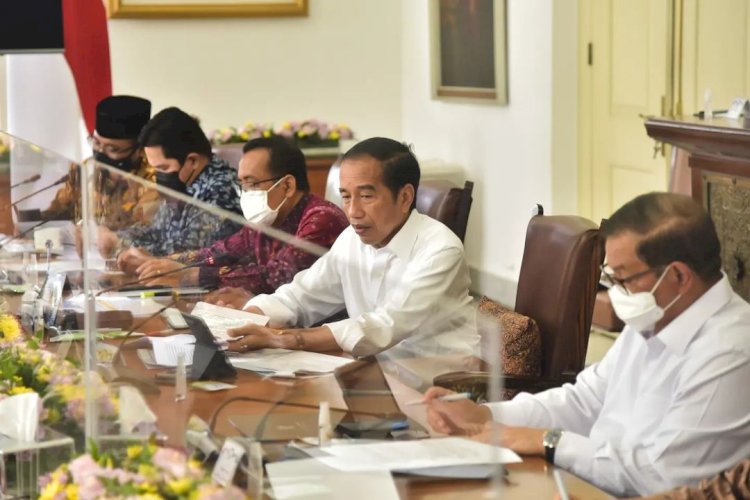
top-left (9, 286), bottom-right (609, 500)
top-left (111, 308), bottom-right (610, 499)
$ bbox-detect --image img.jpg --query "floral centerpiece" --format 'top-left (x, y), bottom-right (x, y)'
top-left (209, 119), bottom-right (353, 149)
top-left (0, 136), bottom-right (9, 163)
top-left (40, 443), bottom-right (247, 500)
top-left (0, 314), bottom-right (119, 439)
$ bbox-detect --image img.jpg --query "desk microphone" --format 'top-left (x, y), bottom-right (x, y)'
top-left (10, 174), bottom-right (70, 208)
top-left (96, 252), bottom-right (235, 296)
top-left (0, 174), bottom-right (42, 193)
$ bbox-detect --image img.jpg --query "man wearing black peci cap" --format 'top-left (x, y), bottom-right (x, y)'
top-left (45, 95), bottom-right (160, 229)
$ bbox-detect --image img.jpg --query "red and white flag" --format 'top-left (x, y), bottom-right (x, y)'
top-left (6, 0), bottom-right (112, 163)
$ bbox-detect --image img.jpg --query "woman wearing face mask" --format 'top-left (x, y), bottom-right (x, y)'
top-left (125, 136), bottom-right (348, 308)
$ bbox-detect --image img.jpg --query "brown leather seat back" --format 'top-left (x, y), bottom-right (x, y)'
top-left (514, 214), bottom-right (604, 379)
top-left (415, 179), bottom-right (474, 242)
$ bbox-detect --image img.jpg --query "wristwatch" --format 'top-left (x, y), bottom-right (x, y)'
top-left (543, 428), bottom-right (564, 464)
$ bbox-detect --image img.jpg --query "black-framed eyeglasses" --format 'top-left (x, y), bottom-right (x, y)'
top-left (236, 176), bottom-right (283, 192)
top-left (600, 264), bottom-right (662, 294)
top-left (87, 135), bottom-right (138, 157)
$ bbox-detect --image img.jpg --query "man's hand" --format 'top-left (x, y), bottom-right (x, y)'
top-left (204, 287), bottom-right (253, 309)
top-left (423, 386), bottom-right (492, 435)
top-left (226, 323), bottom-right (289, 352)
top-left (135, 258), bottom-right (198, 287)
top-left (117, 248), bottom-right (152, 274)
top-left (97, 226), bottom-right (120, 259)
top-left (471, 423), bottom-right (545, 456)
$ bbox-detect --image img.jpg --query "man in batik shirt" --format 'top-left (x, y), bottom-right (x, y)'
top-left (128, 136), bottom-right (348, 307)
top-left (99, 107), bottom-right (242, 260)
top-left (45, 95), bottom-right (160, 229)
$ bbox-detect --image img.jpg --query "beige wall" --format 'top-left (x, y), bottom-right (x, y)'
top-left (107, 0), bottom-right (402, 138)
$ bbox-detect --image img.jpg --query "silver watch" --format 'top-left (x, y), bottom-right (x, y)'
top-left (543, 428), bottom-right (564, 464)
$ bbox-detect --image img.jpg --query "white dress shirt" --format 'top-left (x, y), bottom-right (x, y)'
top-left (486, 275), bottom-right (750, 497)
top-left (248, 211), bottom-right (478, 365)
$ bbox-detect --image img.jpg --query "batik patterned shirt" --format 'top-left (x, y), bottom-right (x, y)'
top-left (172, 193), bottom-right (348, 294)
top-left (119, 155), bottom-right (242, 256)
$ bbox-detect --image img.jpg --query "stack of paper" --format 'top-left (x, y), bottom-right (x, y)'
top-left (149, 334), bottom-right (195, 367)
top-left (64, 293), bottom-right (163, 317)
top-left (190, 301), bottom-right (269, 341)
top-left (229, 348), bottom-right (353, 377)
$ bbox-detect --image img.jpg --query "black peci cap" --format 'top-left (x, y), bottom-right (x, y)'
top-left (95, 95), bottom-right (151, 140)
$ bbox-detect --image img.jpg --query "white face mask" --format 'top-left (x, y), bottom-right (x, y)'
top-left (240, 177), bottom-right (287, 225)
top-left (607, 265), bottom-right (681, 333)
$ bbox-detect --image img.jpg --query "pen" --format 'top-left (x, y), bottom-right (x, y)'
top-left (553, 468), bottom-right (570, 500)
top-left (405, 392), bottom-right (471, 406)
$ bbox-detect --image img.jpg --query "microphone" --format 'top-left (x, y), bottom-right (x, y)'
top-left (97, 253), bottom-right (236, 296)
top-left (0, 174), bottom-right (42, 193)
top-left (10, 174), bottom-right (70, 208)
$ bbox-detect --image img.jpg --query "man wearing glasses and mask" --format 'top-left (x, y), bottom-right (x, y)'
top-left (422, 192), bottom-right (750, 498)
top-left (45, 95), bottom-right (160, 229)
top-left (122, 136), bottom-right (348, 308)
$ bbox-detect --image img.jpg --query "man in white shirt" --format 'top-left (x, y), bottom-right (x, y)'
top-left (226, 137), bottom-right (478, 370)
top-left (423, 192), bottom-right (750, 497)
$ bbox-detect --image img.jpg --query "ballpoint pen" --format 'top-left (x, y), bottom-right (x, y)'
top-left (405, 392), bottom-right (471, 406)
top-left (553, 468), bottom-right (570, 500)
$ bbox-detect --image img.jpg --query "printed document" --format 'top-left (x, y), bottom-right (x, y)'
top-left (190, 301), bottom-right (269, 341)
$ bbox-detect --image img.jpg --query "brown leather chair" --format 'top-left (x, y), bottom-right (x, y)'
top-left (415, 179), bottom-right (474, 242)
top-left (435, 206), bottom-right (605, 398)
top-left (212, 144), bottom-right (244, 171)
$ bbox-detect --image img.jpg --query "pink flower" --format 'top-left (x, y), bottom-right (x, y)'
top-left (153, 447), bottom-right (188, 478)
top-left (68, 455), bottom-right (101, 483)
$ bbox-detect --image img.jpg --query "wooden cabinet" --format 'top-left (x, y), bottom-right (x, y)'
top-left (645, 116), bottom-right (750, 301)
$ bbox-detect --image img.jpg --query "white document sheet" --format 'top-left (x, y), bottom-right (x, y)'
top-left (267, 458), bottom-right (400, 500)
top-left (190, 301), bottom-right (269, 341)
top-left (64, 293), bottom-right (163, 317)
top-left (150, 334), bottom-right (195, 367)
top-left (316, 437), bottom-right (521, 472)
top-left (229, 348), bottom-right (353, 376)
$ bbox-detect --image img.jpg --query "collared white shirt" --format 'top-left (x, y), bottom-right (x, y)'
top-left (248, 211), bottom-right (478, 365)
top-left (487, 275), bottom-right (750, 497)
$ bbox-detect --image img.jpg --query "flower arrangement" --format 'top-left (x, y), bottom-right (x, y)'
top-left (0, 136), bottom-right (9, 162)
top-left (209, 119), bottom-right (353, 148)
top-left (40, 443), bottom-right (246, 500)
top-left (0, 314), bottom-right (119, 437)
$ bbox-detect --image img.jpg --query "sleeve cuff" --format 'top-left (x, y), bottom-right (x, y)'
top-left (482, 394), bottom-right (543, 426)
top-left (554, 431), bottom-right (596, 470)
top-left (247, 294), bottom-right (296, 327)
top-left (324, 318), bottom-right (364, 353)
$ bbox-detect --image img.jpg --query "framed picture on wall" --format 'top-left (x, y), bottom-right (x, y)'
top-left (430, 0), bottom-right (508, 104)
top-left (107, 0), bottom-right (308, 18)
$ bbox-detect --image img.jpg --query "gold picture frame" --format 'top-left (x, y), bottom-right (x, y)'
top-left (107, 0), bottom-right (308, 19)
top-left (430, 0), bottom-right (508, 104)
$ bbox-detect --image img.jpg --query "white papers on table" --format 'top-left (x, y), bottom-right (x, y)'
top-left (149, 334), bottom-right (195, 367)
top-left (316, 437), bottom-right (521, 472)
top-left (64, 293), bottom-right (163, 317)
top-left (267, 458), bottom-right (400, 500)
top-left (190, 301), bottom-right (269, 341)
top-left (229, 349), bottom-right (353, 377)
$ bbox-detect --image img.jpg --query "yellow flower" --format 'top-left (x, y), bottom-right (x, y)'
top-left (64, 484), bottom-right (79, 499)
top-left (39, 479), bottom-right (64, 500)
top-left (138, 463), bottom-right (156, 477)
top-left (9, 386), bottom-right (34, 395)
top-left (127, 445), bottom-right (144, 459)
top-left (239, 131), bottom-right (250, 140)
top-left (330, 131), bottom-right (341, 140)
top-left (137, 494), bottom-right (162, 500)
top-left (0, 315), bottom-right (21, 342)
top-left (166, 478), bottom-right (194, 496)
top-left (262, 130), bottom-right (272, 138)
top-left (138, 482), bottom-right (159, 494)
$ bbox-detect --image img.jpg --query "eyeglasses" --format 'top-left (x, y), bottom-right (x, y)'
top-left (87, 136), bottom-right (137, 157)
top-left (600, 264), bottom-right (662, 294)
top-left (236, 176), bottom-right (282, 192)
